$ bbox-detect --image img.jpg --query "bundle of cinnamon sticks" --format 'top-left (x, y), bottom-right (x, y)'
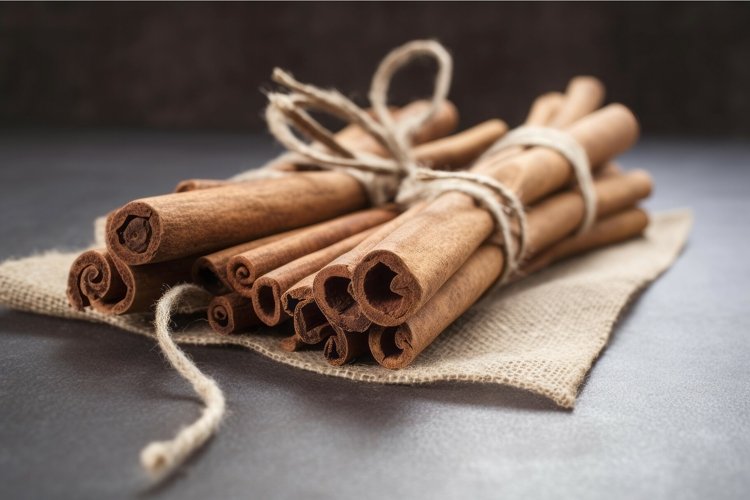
top-left (67, 76), bottom-right (653, 370)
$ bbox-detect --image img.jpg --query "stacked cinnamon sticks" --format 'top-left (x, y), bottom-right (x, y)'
top-left (67, 77), bottom-right (653, 370)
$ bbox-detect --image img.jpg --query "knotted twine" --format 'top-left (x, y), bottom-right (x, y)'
top-left (142, 39), bottom-right (596, 479)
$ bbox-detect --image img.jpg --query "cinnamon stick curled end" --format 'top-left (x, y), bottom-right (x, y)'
top-left (294, 298), bottom-right (335, 344)
top-left (352, 250), bottom-right (423, 327)
top-left (107, 201), bottom-right (162, 265)
top-left (313, 264), bottom-right (372, 332)
top-left (324, 327), bottom-right (370, 366)
top-left (208, 293), bottom-right (260, 335)
top-left (251, 278), bottom-right (286, 327)
top-left (368, 325), bottom-right (417, 369)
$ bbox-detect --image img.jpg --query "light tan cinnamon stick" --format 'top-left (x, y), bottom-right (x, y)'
top-left (251, 227), bottom-right (379, 326)
top-left (207, 293), bottom-right (260, 335)
top-left (352, 104), bottom-right (640, 327)
top-left (369, 206), bottom-right (649, 369)
top-left (67, 249), bottom-right (193, 315)
top-left (227, 208), bottom-right (395, 298)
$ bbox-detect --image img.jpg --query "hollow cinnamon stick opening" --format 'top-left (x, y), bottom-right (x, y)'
top-left (251, 227), bottom-right (379, 326)
top-left (368, 245), bottom-right (503, 369)
top-left (312, 202), bottom-right (427, 331)
top-left (324, 326), bottom-right (370, 366)
top-left (207, 293), bottom-right (260, 335)
top-left (354, 169), bottom-right (652, 326)
top-left (107, 171), bottom-right (369, 265)
top-left (294, 298), bottom-right (335, 344)
top-left (227, 207), bottom-right (395, 297)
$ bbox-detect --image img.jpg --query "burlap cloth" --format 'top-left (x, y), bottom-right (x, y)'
top-left (0, 210), bottom-right (691, 408)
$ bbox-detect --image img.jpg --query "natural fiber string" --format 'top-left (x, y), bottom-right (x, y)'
top-left (140, 284), bottom-right (224, 480)
top-left (480, 126), bottom-right (596, 233)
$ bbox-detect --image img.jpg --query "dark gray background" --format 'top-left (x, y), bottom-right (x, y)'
top-left (0, 133), bottom-right (748, 499)
top-left (1, 2), bottom-right (749, 135)
top-left (1, 2), bottom-right (749, 499)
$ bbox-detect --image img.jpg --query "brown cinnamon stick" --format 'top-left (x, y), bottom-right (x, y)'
top-left (323, 326), bottom-right (370, 366)
top-left (369, 206), bottom-right (649, 369)
top-left (352, 104), bottom-right (640, 327)
top-left (251, 227), bottom-right (379, 326)
top-left (412, 120), bottom-right (507, 170)
top-left (227, 207), bottom-right (395, 298)
top-left (67, 249), bottom-right (193, 315)
top-left (520, 207), bottom-right (649, 276)
top-left (207, 293), bottom-right (260, 335)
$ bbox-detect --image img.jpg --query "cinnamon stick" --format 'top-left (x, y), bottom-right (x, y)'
top-left (192, 227), bottom-right (307, 295)
top-left (227, 207), bottom-right (395, 298)
top-left (207, 293), bottom-right (260, 335)
top-left (251, 227), bottom-right (379, 326)
top-left (520, 207), bottom-right (649, 276)
top-left (369, 206), bottom-right (649, 369)
top-left (67, 249), bottom-right (193, 315)
top-left (323, 326), bottom-right (370, 366)
top-left (293, 298), bottom-right (334, 344)
top-left (352, 104), bottom-right (640, 327)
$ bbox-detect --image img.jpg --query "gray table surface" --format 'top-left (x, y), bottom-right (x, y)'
top-left (0, 131), bottom-right (748, 500)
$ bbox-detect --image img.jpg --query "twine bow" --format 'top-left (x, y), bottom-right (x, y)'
top-left (264, 39), bottom-right (529, 281)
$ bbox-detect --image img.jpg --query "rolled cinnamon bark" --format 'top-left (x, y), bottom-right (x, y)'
top-left (251, 227), bottom-right (379, 326)
top-left (193, 227), bottom-right (307, 295)
top-left (294, 298), bottom-right (334, 344)
top-left (312, 202), bottom-right (426, 332)
top-left (412, 120), bottom-right (507, 170)
top-left (369, 207), bottom-right (651, 369)
top-left (207, 293), bottom-right (260, 335)
top-left (354, 166), bottom-right (650, 327)
top-left (323, 325), bottom-right (371, 366)
top-left (352, 104), bottom-right (640, 327)
top-left (520, 207), bottom-right (649, 276)
top-left (107, 171), bottom-right (369, 266)
top-left (227, 207), bottom-right (395, 297)
top-left (67, 249), bottom-right (193, 315)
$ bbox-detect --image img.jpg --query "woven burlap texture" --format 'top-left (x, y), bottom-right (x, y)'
top-left (0, 210), bottom-right (691, 408)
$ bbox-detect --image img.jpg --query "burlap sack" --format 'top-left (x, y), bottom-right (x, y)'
top-left (0, 210), bottom-right (691, 408)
